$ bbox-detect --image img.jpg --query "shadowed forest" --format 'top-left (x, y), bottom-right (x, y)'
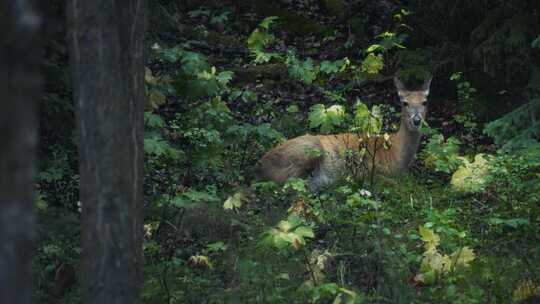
top-left (3, 0), bottom-right (539, 303)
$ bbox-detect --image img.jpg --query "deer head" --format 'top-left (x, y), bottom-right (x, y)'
top-left (394, 76), bottom-right (432, 132)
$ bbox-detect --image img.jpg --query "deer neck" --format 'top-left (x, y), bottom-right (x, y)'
top-left (391, 117), bottom-right (422, 172)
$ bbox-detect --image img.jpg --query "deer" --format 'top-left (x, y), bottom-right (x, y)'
top-left (260, 75), bottom-right (432, 191)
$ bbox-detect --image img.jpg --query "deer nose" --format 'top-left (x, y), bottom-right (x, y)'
top-left (412, 115), bottom-right (422, 127)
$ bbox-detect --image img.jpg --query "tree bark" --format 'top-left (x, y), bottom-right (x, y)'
top-left (0, 1), bottom-right (41, 303)
top-left (67, 1), bottom-right (146, 303)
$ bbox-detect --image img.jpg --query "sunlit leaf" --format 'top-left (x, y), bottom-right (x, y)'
top-left (419, 226), bottom-right (440, 251)
top-left (294, 226), bottom-right (315, 239)
top-left (450, 246), bottom-right (475, 267)
top-left (309, 104), bottom-right (345, 133)
top-left (361, 53), bottom-right (384, 74)
top-left (189, 255), bottom-right (213, 269)
top-left (451, 154), bottom-right (491, 193)
top-left (223, 192), bottom-right (246, 210)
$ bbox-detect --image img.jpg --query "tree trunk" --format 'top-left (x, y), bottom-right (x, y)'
top-left (67, 1), bottom-right (146, 303)
top-left (0, 1), bottom-right (41, 303)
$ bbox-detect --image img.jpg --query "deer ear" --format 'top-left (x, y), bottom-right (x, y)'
top-left (394, 76), bottom-right (406, 92)
top-left (421, 75), bottom-right (433, 96)
top-left (394, 76), bottom-right (407, 101)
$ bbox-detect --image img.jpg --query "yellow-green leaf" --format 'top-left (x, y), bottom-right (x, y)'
top-left (450, 246), bottom-right (475, 267)
top-left (451, 154), bottom-right (491, 193)
top-left (223, 192), bottom-right (246, 210)
top-left (419, 226), bottom-right (440, 251)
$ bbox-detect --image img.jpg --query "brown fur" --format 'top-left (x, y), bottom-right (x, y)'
top-left (260, 134), bottom-right (323, 183)
top-left (261, 76), bottom-right (432, 190)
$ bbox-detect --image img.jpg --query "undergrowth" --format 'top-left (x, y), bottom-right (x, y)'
top-left (36, 1), bottom-right (540, 303)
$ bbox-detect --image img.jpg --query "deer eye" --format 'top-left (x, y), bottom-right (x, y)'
top-left (402, 102), bottom-right (409, 107)
top-left (422, 101), bottom-right (428, 106)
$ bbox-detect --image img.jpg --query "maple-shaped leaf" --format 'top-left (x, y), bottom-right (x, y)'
top-left (354, 101), bottom-right (383, 133)
top-left (223, 192), bottom-right (246, 210)
top-left (451, 154), bottom-right (491, 193)
top-left (216, 71), bottom-right (234, 86)
top-left (419, 226), bottom-right (440, 251)
top-left (361, 53), bottom-right (384, 74)
top-left (309, 104), bottom-right (345, 133)
top-left (450, 246), bottom-right (475, 267)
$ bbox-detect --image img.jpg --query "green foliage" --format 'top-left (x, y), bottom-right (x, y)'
top-left (308, 104), bottom-right (345, 133)
top-left (259, 16), bottom-right (279, 30)
top-left (360, 30), bottom-right (407, 77)
top-left (353, 101), bottom-right (383, 134)
top-left (38, 1), bottom-right (540, 303)
top-left (261, 214), bottom-right (314, 250)
top-left (415, 226), bottom-right (475, 285)
top-left (153, 45), bottom-right (233, 100)
top-left (223, 191), bottom-right (247, 210)
top-left (159, 186), bottom-right (220, 209)
top-left (305, 283), bottom-right (360, 304)
top-left (484, 98), bottom-right (540, 151)
top-left (360, 53), bottom-right (384, 74)
top-left (285, 51), bottom-right (320, 84)
top-left (145, 67), bottom-right (167, 111)
top-left (210, 12), bottom-right (230, 27)
top-left (421, 133), bottom-right (463, 174)
top-left (451, 72), bottom-right (478, 135)
top-left (247, 17), bottom-right (281, 63)
top-left (144, 112), bottom-right (183, 160)
top-left (366, 31), bottom-right (406, 54)
top-left (450, 154), bottom-right (491, 194)
top-left (320, 59), bottom-right (348, 74)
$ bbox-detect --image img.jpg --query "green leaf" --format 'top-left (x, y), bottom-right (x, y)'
top-left (366, 44), bottom-right (382, 53)
top-left (216, 71), bottom-right (234, 86)
top-left (286, 105), bottom-right (299, 113)
top-left (294, 226), bottom-right (315, 238)
top-left (450, 247), bottom-right (475, 267)
top-left (370, 105), bottom-right (383, 133)
top-left (167, 188), bottom-right (220, 209)
top-left (309, 104), bottom-right (345, 133)
top-left (285, 53), bottom-right (320, 84)
top-left (354, 102), bottom-right (382, 133)
top-left (144, 112), bottom-right (165, 128)
top-left (206, 241), bottom-right (227, 252)
top-left (451, 154), bottom-right (491, 193)
top-left (144, 136), bottom-right (171, 156)
top-left (259, 16), bottom-right (279, 30)
top-left (223, 192), bottom-right (246, 210)
top-left (247, 29), bottom-right (274, 51)
top-left (181, 51), bottom-right (211, 75)
top-left (156, 46), bottom-right (184, 63)
top-left (419, 226), bottom-right (440, 251)
top-left (354, 102), bottom-right (369, 125)
top-left (320, 60), bottom-right (342, 74)
top-left (285, 178), bottom-right (308, 193)
top-left (361, 53), bottom-right (384, 74)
